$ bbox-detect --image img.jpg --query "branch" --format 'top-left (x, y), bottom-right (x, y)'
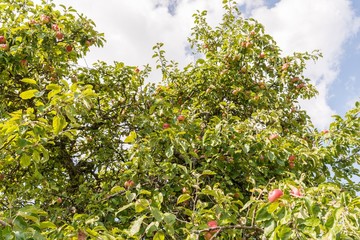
top-left (0, 219), bottom-right (10, 227)
top-left (192, 224), bottom-right (264, 234)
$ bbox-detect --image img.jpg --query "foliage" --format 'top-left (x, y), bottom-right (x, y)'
top-left (0, 0), bottom-right (359, 239)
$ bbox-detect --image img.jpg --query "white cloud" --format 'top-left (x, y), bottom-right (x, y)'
top-left (47, 0), bottom-right (359, 129)
top-left (250, 0), bottom-right (360, 129)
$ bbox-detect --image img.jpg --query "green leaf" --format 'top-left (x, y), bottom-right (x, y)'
top-left (304, 217), bottom-right (320, 227)
top-left (20, 78), bottom-right (37, 85)
top-left (124, 131), bottom-right (137, 143)
top-left (163, 213), bottom-right (176, 225)
top-left (177, 194), bottom-right (191, 204)
top-left (201, 170), bottom-right (216, 176)
top-left (20, 154), bottom-right (31, 168)
top-left (151, 208), bottom-right (163, 222)
top-left (52, 115), bottom-right (68, 135)
top-left (153, 231), bottom-right (165, 240)
top-left (135, 199), bottom-right (149, 213)
top-left (129, 216), bottom-right (146, 236)
top-left (20, 89), bottom-right (38, 99)
top-left (39, 221), bottom-right (57, 229)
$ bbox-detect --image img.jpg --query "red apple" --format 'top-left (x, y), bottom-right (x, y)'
top-left (0, 35), bottom-right (5, 44)
top-left (204, 232), bottom-right (213, 240)
top-left (290, 187), bottom-right (302, 197)
top-left (282, 63), bottom-right (290, 70)
top-left (269, 134), bottom-right (279, 140)
top-left (289, 161), bottom-right (295, 169)
top-left (124, 180), bottom-right (135, 189)
top-left (20, 59), bottom-right (28, 67)
top-left (296, 82), bottom-right (306, 89)
top-left (55, 31), bottom-right (64, 40)
top-left (65, 45), bottom-right (73, 52)
top-left (288, 155), bottom-right (296, 162)
top-left (268, 189), bottom-right (283, 202)
top-left (57, 197), bottom-right (62, 204)
top-left (0, 44), bottom-right (8, 50)
top-left (52, 24), bottom-right (59, 31)
top-left (162, 123), bottom-right (170, 129)
top-left (177, 115), bottom-right (185, 122)
top-left (207, 220), bottom-right (217, 228)
top-left (40, 14), bottom-right (50, 24)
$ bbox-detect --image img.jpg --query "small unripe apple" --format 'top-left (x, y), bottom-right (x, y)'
top-left (290, 187), bottom-right (302, 197)
top-left (240, 66), bottom-right (247, 73)
top-left (65, 45), bottom-right (73, 52)
top-left (268, 189), bottom-right (283, 202)
top-left (56, 31), bottom-right (64, 40)
top-left (234, 192), bottom-right (241, 199)
top-left (57, 197), bottom-right (62, 204)
top-left (162, 123), bottom-right (170, 129)
top-left (250, 30), bottom-right (256, 36)
top-left (85, 40), bottom-right (92, 47)
top-left (134, 67), bottom-right (140, 73)
top-left (269, 134), bottom-right (279, 140)
top-left (182, 187), bottom-right (188, 193)
top-left (40, 14), bottom-right (50, 24)
top-left (321, 130), bottom-right (329, 134)
top-left (124, 180), bottom-right (135, 189)
top-left (0, 173), bottom-right (5, 181)
top-left (291, 77), bottom-right (300, 83)
top-left (259, 52), bottom-right (265, 58)
top-left (51, 24), bottom-right (59, 31)
top-left (0, 35), bottom-right (6, 44)
top-left (177, 115), bottom-right (185, 122)
top-left (241, 41), bottom-right (247, 48)
top-left (29, 19), bottom-right (37, 25)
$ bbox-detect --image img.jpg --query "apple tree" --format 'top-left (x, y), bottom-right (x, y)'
top-left (0, 0), bottom-right (359, 239)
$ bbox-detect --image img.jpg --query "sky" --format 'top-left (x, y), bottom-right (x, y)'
top-left (47, 0), bottom-right (360, 130)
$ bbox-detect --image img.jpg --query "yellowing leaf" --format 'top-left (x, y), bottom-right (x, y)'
top-left (20, 78), bottom-right (37, 85)
top-left (20, 89), bottom-right (39, 99)
top-left (153, 231), bottom-right (165, 240)
top-left (20, 154), bottom-right (31, 168)
top-left (52, 115), bottom-right (68, 135)
top-left (124, 131), bottom-right (137, 143)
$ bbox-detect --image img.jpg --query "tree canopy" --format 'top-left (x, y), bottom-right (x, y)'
top-left (0, 0), bottom-right (359, 239)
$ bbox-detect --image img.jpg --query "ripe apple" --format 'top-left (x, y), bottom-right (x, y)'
top-left (296, 83), bottom-right (306, 89)
top-left (57, 197), bottom-right (62, 204)
top-left (162, 123), bottom-right (170, 129)
top-left (269, 134), bottom-right (279, 140)
top-left (289, 161), bottom-right (295, 169)
top-left (0, 35), bottom-right (5, 44)
top-left (290, 187), bottom-right (302, 197)
top-left (288, 155), bottom-right (296, 162)
top-left (177, 115), bottom-right (185, 122)
top-left (0, 43), bottom-right (8, 50)
top-left (20, 59), bottom-right (28, 67)
top-left (268, 189), bottom-right (283, 202)
top-left (245, 41), bottom-right (252, 48)
top-left (55, 31), bottom-right (64, 40)
top-left (124, 180), bottom-right (135, 189)
top-left (65, 45), bottom-right (73, 52)
top-left (40, 14), bottom-right (50, 24)
top-left (282, 63), bottom-right (290, 71)
top-left (207, 220), bottom-right (217, 228)
top-left (52, 24), bottom-right (59, 31)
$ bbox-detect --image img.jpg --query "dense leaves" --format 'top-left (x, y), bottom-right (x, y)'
top-left (0, 0), bottom-right (359, 239)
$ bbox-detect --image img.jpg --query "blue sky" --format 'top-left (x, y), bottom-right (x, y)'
top-left (48, 0), bottom-right (360, 130)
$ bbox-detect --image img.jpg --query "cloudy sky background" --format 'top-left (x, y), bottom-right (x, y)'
top-left (49, 0), bottom-right (360, 130)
